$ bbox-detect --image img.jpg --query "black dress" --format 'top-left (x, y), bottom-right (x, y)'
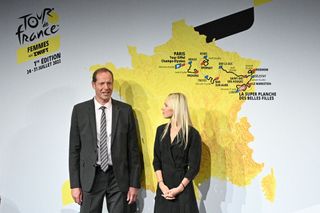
top-left (153, 124), bottom-right (202, 213)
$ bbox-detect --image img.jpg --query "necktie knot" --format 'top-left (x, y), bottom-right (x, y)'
top-left (100, 106), bottom-right (106, 111)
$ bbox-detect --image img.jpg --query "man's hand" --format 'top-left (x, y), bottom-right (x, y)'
top-left (71, 188), bottom-right (82, 205)
top-left (127, 187), bottom-right (139, 204)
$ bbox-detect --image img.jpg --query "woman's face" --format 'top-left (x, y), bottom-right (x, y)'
top-left (161, 99), bottom-right (174, 119)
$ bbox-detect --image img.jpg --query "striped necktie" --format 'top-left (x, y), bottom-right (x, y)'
top-left (100, 106), bottom-right (109, 172)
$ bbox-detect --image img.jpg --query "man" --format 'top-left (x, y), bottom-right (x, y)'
top-left (69, 68), bottom-right (141, 213)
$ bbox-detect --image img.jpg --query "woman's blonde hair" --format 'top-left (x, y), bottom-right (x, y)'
top-left (161, 93), bottom-right (193, 148)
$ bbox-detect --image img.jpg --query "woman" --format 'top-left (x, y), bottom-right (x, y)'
top-left (153, 93), bottom-right (202, 213)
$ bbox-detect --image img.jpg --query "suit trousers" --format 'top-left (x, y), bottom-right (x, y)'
top-left (80, 166), bottom-right (133, 213)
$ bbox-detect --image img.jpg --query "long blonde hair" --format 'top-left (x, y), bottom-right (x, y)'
top-left (161, 93), bottom-right (193, 149)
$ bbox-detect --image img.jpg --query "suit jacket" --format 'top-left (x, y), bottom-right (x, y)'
top-left (69, 98), bottom-right (141, 192)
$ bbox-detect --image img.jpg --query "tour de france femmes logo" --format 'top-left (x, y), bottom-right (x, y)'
top-left (16, 8), bottom-right (59, 45)
top-left (16, 8), bottom-right (61, 65)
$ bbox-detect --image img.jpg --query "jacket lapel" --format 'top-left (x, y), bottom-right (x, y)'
top-left (164, 126), bottom-right (176, 167)
top-left (111, 99), bottom-right (120, 145)
top-left (88, 99), bottom-right (98, 148)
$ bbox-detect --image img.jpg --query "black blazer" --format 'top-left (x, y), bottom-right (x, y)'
top-left (153, 124), bottom-right (201, 186)
top-left (69, 98), bottom-right (141, 192)
top-left (153, 124), bottom-right (201, 212)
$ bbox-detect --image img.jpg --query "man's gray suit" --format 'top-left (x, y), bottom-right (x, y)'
top-left (69, 98), bottom-right (141, 193)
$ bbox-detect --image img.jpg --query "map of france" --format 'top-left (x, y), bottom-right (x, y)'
top-left (91, 20), bottom-right (275, 201)
top-left (62, 19), bottom-right (276, 206)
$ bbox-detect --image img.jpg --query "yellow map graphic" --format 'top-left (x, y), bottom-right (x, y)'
top-left (62, 180), bottom-right (73, 206)
top-left (262, 168), bottom-right (276, 202)
top-left (62, 20), bottom-right (275, 206)
top-left (92, 20), bottom-right (268, 192)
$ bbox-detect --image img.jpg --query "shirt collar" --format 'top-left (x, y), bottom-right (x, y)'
top-left (94, 97), bottom-right (112, 110)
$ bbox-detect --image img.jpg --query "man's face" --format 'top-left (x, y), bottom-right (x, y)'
top-left (92, 71), bottom-right (113, 104)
